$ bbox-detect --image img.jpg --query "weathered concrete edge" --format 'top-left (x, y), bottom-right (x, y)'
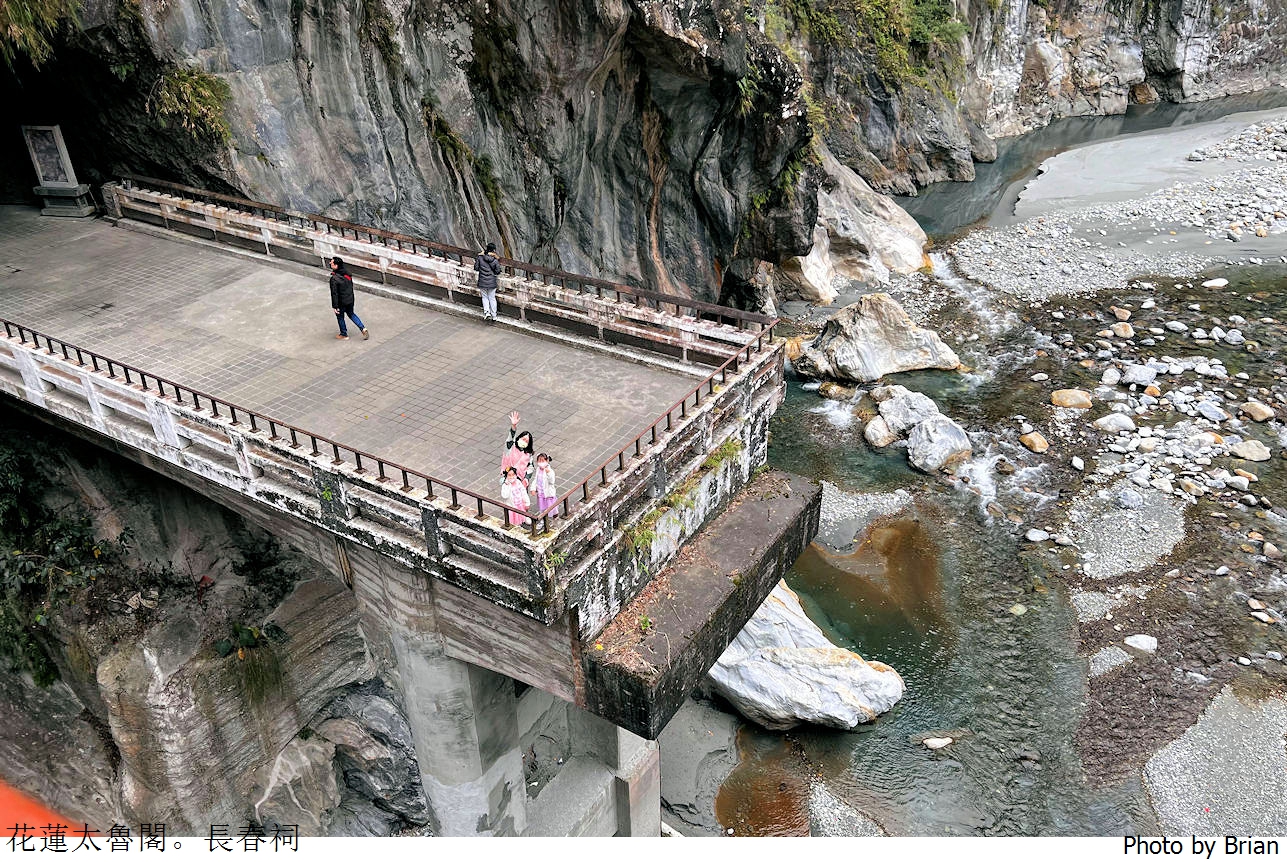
top-left (579, 470), bottom-right (822, 739)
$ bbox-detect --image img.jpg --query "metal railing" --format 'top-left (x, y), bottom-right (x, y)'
top-left (118, 174), bottom-right (776, 331)
top-left (531, 324), bottom-right (777, 532)
top-left (0, 316), bottom-right (538, 535)
top-left (22, 179), bottom-right (786, 554)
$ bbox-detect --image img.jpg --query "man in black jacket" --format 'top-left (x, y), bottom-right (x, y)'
top-left (329, 257), bottom-right (369, 340)
top-left (475, 242), bottom-right (501, 323)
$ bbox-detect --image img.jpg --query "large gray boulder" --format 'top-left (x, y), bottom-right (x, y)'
top-left (795, 293), bottom-right (960, 383)
top-left (876, 386), bottom-right (942, 435)
top-left (907, 415), bottom-right (973, 473)
top-left (707, 582), bottom-right (905, 731)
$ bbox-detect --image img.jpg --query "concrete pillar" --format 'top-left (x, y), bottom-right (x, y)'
top-left (569, 707), bottom-right (661, 836)
top-left (392, 640), bottom-right (527, 836)
top-left (13, 348), bottom-right (50, 407)
top-left (145, 399), bottom-right (184, 449)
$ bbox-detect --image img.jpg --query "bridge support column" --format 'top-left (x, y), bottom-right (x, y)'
top-left (569, 708), bottom-right (661, 836)
top-left (392, 640), bottom-right (528, 836)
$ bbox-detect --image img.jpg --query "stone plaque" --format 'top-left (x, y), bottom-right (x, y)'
top-left (22, 125), bottom-right (78, 188)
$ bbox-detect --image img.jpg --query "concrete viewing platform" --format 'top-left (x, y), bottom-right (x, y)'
top-left (0, 207), bottom-right (695, 497)
top-left (0, 180), bottom-right (826, 834)
top-left (0, 179), bottom-right (815, 764)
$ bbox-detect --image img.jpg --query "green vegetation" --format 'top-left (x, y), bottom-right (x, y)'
top-left (148, 67), bottom-right (232, 143)
top-left (638, 614), bottom-right (652, 634)
top-left (737, 64), bottom-right (762, 117)
top-left (701, 437), bottom-right (744, 473)
top-left (215, 622), bottom-right (285, 705)
top-left (359, 0), bottom-right (402, 75)
top-left (623, 521), bottom-right (658, 559)
top-left (756, 0), bottom-right (966, 88)
top-left (0, 435), bottom-right (126, 686)
top-left (543, 549), bottom-right (568, 577)
top-left (421, 97), bottom-right (505, 221)
top-left (0, 0), bottom-right (79, 70)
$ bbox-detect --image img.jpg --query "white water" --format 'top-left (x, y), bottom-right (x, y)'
top-left (929, 252), bottom-right (1019, 338)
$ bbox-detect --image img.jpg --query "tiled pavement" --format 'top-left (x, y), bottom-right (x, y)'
top-left (0, 208), bottom-right (697, 497)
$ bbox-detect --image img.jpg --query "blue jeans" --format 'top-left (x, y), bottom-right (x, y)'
top-left (336, 304), bottom-right (365, 336)
top-left (480, 288), bottom-right (497, 318)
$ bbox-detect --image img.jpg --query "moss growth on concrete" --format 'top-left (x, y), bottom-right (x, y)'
top-left (701, 437), bottom-right (744, 473)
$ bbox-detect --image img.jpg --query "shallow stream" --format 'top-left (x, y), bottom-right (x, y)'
top-left (710, 98), bottom-right (1287, 836)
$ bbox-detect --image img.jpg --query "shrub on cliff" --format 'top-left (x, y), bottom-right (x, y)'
top-left (0, 430), bottom-right (127, 686)
top-left (0, 0), bottom-right (79, 70)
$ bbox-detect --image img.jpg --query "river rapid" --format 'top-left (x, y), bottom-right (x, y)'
top-left (675, 95), bottom-right (1287, 837)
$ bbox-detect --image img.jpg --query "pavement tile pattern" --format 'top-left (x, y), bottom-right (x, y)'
top-left (0, 208), bottom-right (696, 498)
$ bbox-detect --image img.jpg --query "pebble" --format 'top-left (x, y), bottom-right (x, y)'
top-left (1020, 432), bottom-right (1049, 453)
top-left (1121, 364), bottom-right (1157, 386)
top-left (1231, 440), bottom-right (1272, 461)
top-left (1052, 389), bottom-right (1093, 409)
top-left (923, 737), bottom-right (954, 750)
top-left (1094, 413), bottom-right (1137, 432)
top-left (1240, 401), bottom-right (1275, 422)
top-left (1125, 634), bottom-right (1158, 654)
top-left (1026, 529), bottom-right (1051, 542)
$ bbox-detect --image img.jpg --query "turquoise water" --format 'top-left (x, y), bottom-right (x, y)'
top-left (897, 87), bottom-right (1287, 241)
top-left (721, 226), bottom-right (1287, 834)
top-left (729, 420), bottom-right (1156, 834)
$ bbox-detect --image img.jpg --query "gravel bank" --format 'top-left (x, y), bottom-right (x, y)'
top-left (951, 119), bottom-right (1287, 302)
top-left (1066, 481), bottom-right (1186, 580)
top-left (1144, 685), bottom-right (1287, 834)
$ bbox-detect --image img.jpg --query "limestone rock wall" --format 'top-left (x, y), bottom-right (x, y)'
top-left (0, 416), bottom-right (434, 835)
top-left (3, 0), bottom-right (1283, 305)
top-left (811, 0), bottom-right (1287, 197)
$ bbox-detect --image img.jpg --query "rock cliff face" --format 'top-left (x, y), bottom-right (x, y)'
top-left (808, 0), bottom-right (1287, 196)
top-left (2, 0), bottom-right (1283, 306)
top-left (0, 416), bottom-right (433, 835)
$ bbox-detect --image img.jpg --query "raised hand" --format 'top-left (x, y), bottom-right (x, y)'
top-left (509, 411), bottom-right (520, 428)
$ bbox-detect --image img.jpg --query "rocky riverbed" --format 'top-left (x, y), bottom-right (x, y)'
top-left (675, 108), bottom-right (1287, 837)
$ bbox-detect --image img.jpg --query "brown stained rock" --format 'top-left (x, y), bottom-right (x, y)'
top-left (1020, 432), bottom-right (1050, 453)
top-left (1052, 389), bottom-right (1093, 409)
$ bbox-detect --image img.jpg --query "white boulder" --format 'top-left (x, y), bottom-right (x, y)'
top-left (1231, 440), bottom-right (1272, 461)
top-left (907, 415), bottom-right (973, 473)
top-left (777, 223), bottom-right (839, 305)
top-left (795, 293), bottom-right (960, 383)
top-left (878, 388), bottom-right (942, 435)
top-left (707, 581), bottom-right (905, 731)
top-left (863, 415), bottom-right (898, 448)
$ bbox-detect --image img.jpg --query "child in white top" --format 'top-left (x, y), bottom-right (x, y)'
top-left (500, 466), bottom-right (529, 527)
top-left (533, 453), bottom-right (556, 516)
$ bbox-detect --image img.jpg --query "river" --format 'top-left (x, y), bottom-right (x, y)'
top-left (704, 93), bottom-right (1287, 836)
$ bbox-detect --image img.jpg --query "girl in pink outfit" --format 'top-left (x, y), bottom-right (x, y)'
top-left (500, 466), bottom-right (529, 527)
top-left (502, 411), bottom-right (535, 491)
top-left (533, 453), bottom-right (556, 516)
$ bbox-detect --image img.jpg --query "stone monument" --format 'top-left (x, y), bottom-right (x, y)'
top-left (22, 125), bottom-right (96, 217)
